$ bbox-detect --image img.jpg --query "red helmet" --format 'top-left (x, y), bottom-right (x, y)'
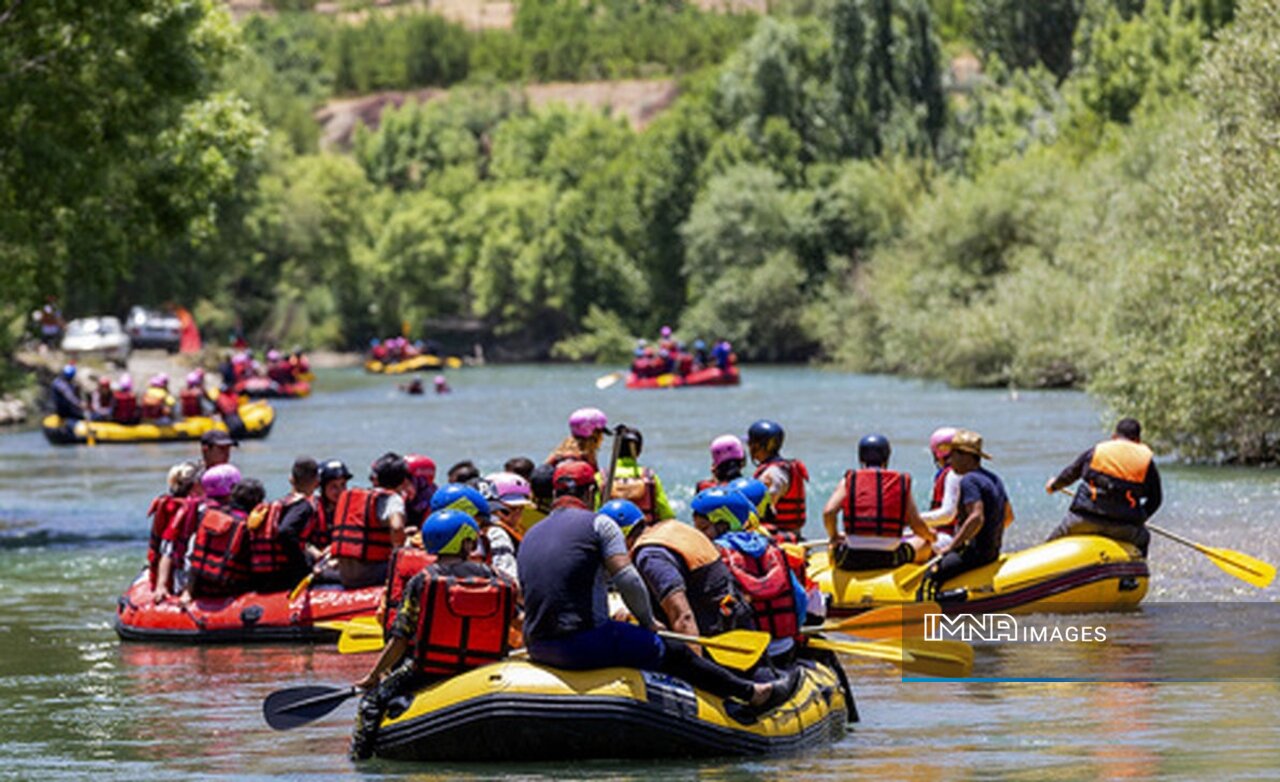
top-left (405, 454), bottom-right (437, 483)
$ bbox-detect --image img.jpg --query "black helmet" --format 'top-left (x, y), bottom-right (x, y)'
top-left (857, 434), bottom-right (891, 467)
top-left (319, 459), bottom-right (353, 485)
top-left (747, 419), bottom-right (784, 456)
top-left (618, 425), bottom-right (643, 459)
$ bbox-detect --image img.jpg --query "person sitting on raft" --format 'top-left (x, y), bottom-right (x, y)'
top-left (1044, 417), bottom-right (1161, 557)
top-left (351, 509), bottom-right (518, 761)
top-left (89, 376), bottom-right (114, 421)
top-left (692, 487), bottom-right (807, 643)
top-left (597, 425), bottom-right (675, 523)
top-left (747, 420), bottom-right (809, 543)
top-left (245, 457), bottom-right (328, 593)
top-left (822, 434), bottom-right (938, 570)
top-left (112, 374), bottom-right (140, 425)
top-left (483, 470), bottom-right (536, 544)
top-left (315, 458), bottom-right (351, 546)
top-left (183, 465), bottom-right (253, 601)
top-left (179, 370), bottom-right (212, 419)
top-left (921, 430), bottom-right (1012, 599)
top-left (522, 462), bottom-right (555, 530)
top-left (921, 427), bottom-right (961, 535)
top-left (599, 499), bottom-right (753, 640)
top-left (148, 461), bottom-right (203, 603)
top-left (696, 435), bottom-right (747, 493)
top-left (546, 407), bottom-right (611, 472)
top-left (446, 460), bottom-right (481, 486)
top-left (140, 374), bottom-right (175, 422)
top-left (332, 453), bottom-right (412, 589)
top-left (517, 460), bottom-right (799, 715)
top-left (49, 364), bottom-right (85, 421)
top-left (430, 483), bottom-right (516, 583)
top-left (404, 454), bottom-right (438, 527)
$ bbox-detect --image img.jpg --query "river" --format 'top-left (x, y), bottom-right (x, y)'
top-left (1, 365), bottom-right (1277, 780)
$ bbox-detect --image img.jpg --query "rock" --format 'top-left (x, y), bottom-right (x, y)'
top-left (0, 396), bottom-right (29, 426)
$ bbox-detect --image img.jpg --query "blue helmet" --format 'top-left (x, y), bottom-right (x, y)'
top-left (421, 509), bottom-right (480, 555)
top-left (858, 434), bottom-right (891, 466)
top-left (747, 419), bottom-right (784, 456)
top-left (693, 339), bottom-right (707, 350)
top-left (727, 477), bottom-right (770, 519)
top-left (691, 487), bottom-right (755, 533)
top-left (429, 483), bottom-right (490, 521)
top-left (61, 364), bottom-right (76, 380)
top-left (597, 499), bottom-right (645, 537)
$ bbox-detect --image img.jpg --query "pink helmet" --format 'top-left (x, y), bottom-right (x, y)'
top-left (405, 454), bottom-right (437, 483)
top-left (201, 463), bottom-right (241, 499)
top-left (185, 371), bottom-right (202, 388)
top-left (485, 471), bottom-right (532, 507)
top-left (660, 325), bottom-right (672, 338)
top-left (267, 349), bottom-right (281, 362)
top-left (150, 373), bottom-right (168, 388)
top-left (119, 374), bottom-right (133, 392)
top-left (710, 434), bottom-right (746, 467)
top-left (433, 375), bottom-right (446, 385)
top-left (569, 407), bottom-right (609, 438)
top-left (929, 426), bottom-right (959, 460)
top-left (232, 353), bottom-right (248, 365)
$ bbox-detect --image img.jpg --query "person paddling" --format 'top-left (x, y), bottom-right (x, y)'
top-left (822, 435), bottom-right (937, 570)
top-left (350, 509), bottom-right (518, 760)
top-left (517, 461), bottom-right (798, 715)
top-left (1044, 418), bottom-right (1161, 556)
top-left (49, 364), bottom-right (85, 421)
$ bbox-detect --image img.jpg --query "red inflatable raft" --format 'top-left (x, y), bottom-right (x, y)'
top-left (114, 571), bottom-right (382, 643)
top-left (625, 366), bottom-right (740, 390)
top-left (233, 377), bottom-right (312, 399)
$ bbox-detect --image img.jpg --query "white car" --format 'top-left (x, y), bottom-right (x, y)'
top-left (61, 316), bottom-right (132, 364)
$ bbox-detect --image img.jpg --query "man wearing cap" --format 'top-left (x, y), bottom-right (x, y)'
top-left (923, 430), bottom-right (1012, 596)
top-left (200, 429), bottom-right (237, 470)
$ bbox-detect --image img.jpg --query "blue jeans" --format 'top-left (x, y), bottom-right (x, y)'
top-left (528, 621), bottom-right (665, 670)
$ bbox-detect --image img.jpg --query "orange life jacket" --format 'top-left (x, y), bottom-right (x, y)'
top-left (381, 546), bottom-right (434, 633)
top-left (1072, 439), bottom-right (1155, 524)
top-left (188, 507), bottom-right (250, 591)
top-left (411, 565), bottom-right (517, 676)
top-left (634, 520), bottom-right (749, 635)
top-left (247, 500), bottom-right (294, 577)
top-left (179, 388), bottom-right (204, 418)
top-left (608, 468), bottom-right (656, 521)
top-left (146, 495), bottom-right (199, 589)
top-left (841, 468), bottom-right (912, 538)
top-left (753, 457), bottom-right (808, 532)
top-left (332, 488), bottom-right (396, 564)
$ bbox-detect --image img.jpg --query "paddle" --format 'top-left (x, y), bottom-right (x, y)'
top-left (288, 551), bottom-right (331, 602)
top-left (804, 637), bottom-right (915, 665)
top-left (601, 422), bottom-right (626, 501)
top-left (657, 629), bottom-right (772, 671)
top-left (894, 554), bottom-right (942, 591)
top-left (263, 684), bottom-right (359, 731)
top-left (803, 602), bottom-right (941, 641)
top-left (809, 637), bottom-right (973, 678)
top-left (1052, 488), bottom-right (1275, 589)
top-left (594, 371), bottom-right (623, 390)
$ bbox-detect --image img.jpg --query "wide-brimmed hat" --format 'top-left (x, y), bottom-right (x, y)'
top-left (950, 429), bottom-right (992, 460)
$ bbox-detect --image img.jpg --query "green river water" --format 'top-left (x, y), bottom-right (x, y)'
top-left (1, 365), bottom-right (1277, 780)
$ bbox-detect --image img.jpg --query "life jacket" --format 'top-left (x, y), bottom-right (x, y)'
top-left (332, 487), bottom-right (396, 564)
top-left (634, 520), bottom-right (749, 635)
top-left (267, 362), bottom-right (294, 384)
top-left (608, 467), bottom-right (656, 521)
top-left (930, 466), bottom-right (955, 535)
top-left (411, 564), bottom-right (517, 676)
top-left (214, 390), bottom-right (240, 417)
top-left (1071, 439), bottom-right (1155, 525)
top-left (112, 392), bottom-right (138, 424)
top-left (146, 495), bottom-right (199, 589)
top-left (695, 477), bottom-right (720, 493)
top-left (381, 546), bottom-right (435, 632)
top-left (246, 499), bottom-right (294, 577)
top-left (841, 468), bottom-right (912, 538)
top-left (140, 388), bottom-right (171, 420)
top-left (754, 457), bottom-right (808, 532)
top-left (716, 533), bottom-right (802, 640)
top-left (302, 497), bottom-right (331, 550)
top-left (179, 388), bottom-right (204, 418)
top-left (187, 507), bottom-right (250, 590)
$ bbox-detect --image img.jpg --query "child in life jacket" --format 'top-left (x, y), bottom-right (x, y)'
top-left (182, 465), bottom-right (252, 601)
top-left (148, 461), bottom-right (203, 603)
top-left (350, 509), bottom-right (517, 760)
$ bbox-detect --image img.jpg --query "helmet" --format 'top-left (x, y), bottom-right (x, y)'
top-left (150, 373), bottom-right (169, 388)
top-left (597, 499), bottom-right (645, 537)
top-left (319, 459), bottom-right (353, 485)
top-left (232, 353), bottom-right (248, 365)
top-left (569, 407), bottom-right (609, 438)
top-left (747, 419), bottom-right (784, 455)
top-left (405, 454), bottom-right (437, 483)
top-left (858, 434), bottom-right (891, 466)
top-left (433, 375), bottom-right (446, 385)
top-left (727, 477), bottom-right (770, 518)
top-left (693, 339), bottom-right (707, 350)
top-left (119, 374), bottom-right (133, 392)
top-left (421, 509), bottom-right (480, 556)
top-left (529, 462), bottom-right (556, 501)
top-left (710, 434), bottom-right (746, 467)
top-left (929, 426), bottom-right (958, 461)
top-left (618, 427), bottom-right (643, 458)
top-left (267, 349), bottom-right (281, 362)
top-left (483, 472), bottom-right (532, 507)
top-left (691, 487), bottom-right (755, 533)
top-left (369, 338), bottom-right (380, 348)
top-left (98, 376), bottom-right (111, 387)
top-left (201, 463), bottom-right (242, 499)
top-left (185, 371), bottom-right (202, 388)
top-left (61, 364), bottom-right (76, 380)
top-left (429, 483), bottom-right (490, 521)
top-left (660, 326), bottom-right (672, 338)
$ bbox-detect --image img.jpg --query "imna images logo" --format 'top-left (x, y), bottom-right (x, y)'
top-left (924, 613), bottom-right (1107, 643)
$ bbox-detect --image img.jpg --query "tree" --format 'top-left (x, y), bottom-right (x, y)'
top-left (970, 0), bottom-right (1085, 81)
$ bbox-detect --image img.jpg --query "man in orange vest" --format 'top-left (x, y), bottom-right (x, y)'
top-left (1044, 418), bottom-right (1161, 556)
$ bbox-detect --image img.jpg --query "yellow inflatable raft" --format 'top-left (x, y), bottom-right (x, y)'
top-left (41, 401), bottom-right (275, 445)
top-left (364, 355), bottom-right (463, 374)
top-left (811, 535), bottom-right (1148, 616)
top-left (373, 658), bottom-right (848, 761)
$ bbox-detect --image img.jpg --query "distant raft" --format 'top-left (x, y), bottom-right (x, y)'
top-left (114, 570), bottom-right (383, 644)
top-left (232, 377), bottom-right (312, 399)
top-left (811, 535), bottom-right (1148, 616)
top-left (42, 401), bottom-right (275, 445)
top-left (364, 355), bottom-right (463, 374)
top-left (372, 657), bottom-right (848, 762)
top-left (625, 366), bottom-right (741, 390)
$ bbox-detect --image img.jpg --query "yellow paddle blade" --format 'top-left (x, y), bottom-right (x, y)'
top-left (894, 554), bottom-right (941, 590)
top-left (595, 371), bottom-right (622, 389)
top-left (338, 630), bottom-right (385, 655)
top-left (807, 637), bottom-right (915, 665)
top-left (807, 602), bottom-right (940, 641)
top-left (658, 629), bottom-right (772, 671)
top-left (811, 637), bottom-right (973, 678)
top-left (1147, 524), bottom-right (1275, 589)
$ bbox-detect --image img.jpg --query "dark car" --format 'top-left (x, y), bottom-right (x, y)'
top-left (125, 306), bottom-right (182, 352)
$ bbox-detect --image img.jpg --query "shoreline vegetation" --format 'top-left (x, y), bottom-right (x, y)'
top-left (4, 0), bottom-right (1278, 462)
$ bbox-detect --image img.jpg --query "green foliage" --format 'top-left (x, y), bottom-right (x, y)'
top-left (552, 305), bottom-right (638, 363)
top-left (969, 0), bottom-right (1085, 80)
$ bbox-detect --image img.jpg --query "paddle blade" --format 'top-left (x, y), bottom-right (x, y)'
top-left (812, 602), bottom-right (940, 641)
top-left (1205, 545), bottom-right (1276, 589)
top-left (900, 638), bottom-right (974, 678)
top-left (808, 637), bottom-right (915, 665)
top-left (658, 629), bottom-right (771, 671)
top-left (263, 685), bottom-right (357, 731)
top-left (595, 372), bottom-right (622, 390)
top-left (338, 631), bottom-right (385, 655)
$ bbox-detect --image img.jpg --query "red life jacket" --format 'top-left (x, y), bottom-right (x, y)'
top-left (717, 538), bottom-right (800, 640)
top-left (214, 390), bottom-right (240, 418)
top-left (608, 467), bottom-right (656, 521)
top-left (930, 466), bottom-right (955, 535)
top-left (188, 507), bottom-right (250, 590)
top-left (381, 546), bottom-right (435, 632)
top-left (695, 477), bottom-right (721, 493)
top-left (112, 392), bottom-right (138, 424)
top-left (179, 388), bottom-right (204, 418)
top-left (146, 495), bottom-right (199, 589)
top-left (411, 564), bottom-right (517, 676)
top-left (753, 457), bottom-right (809, 532)
top-left (841, 468), bottom-right (912, 538)
top-left (302, 497), bottom-right (330, 550)
top-left (332, 488), bottom-right (396, 564)
top-left (247, 500), bottom-right (295, 577)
